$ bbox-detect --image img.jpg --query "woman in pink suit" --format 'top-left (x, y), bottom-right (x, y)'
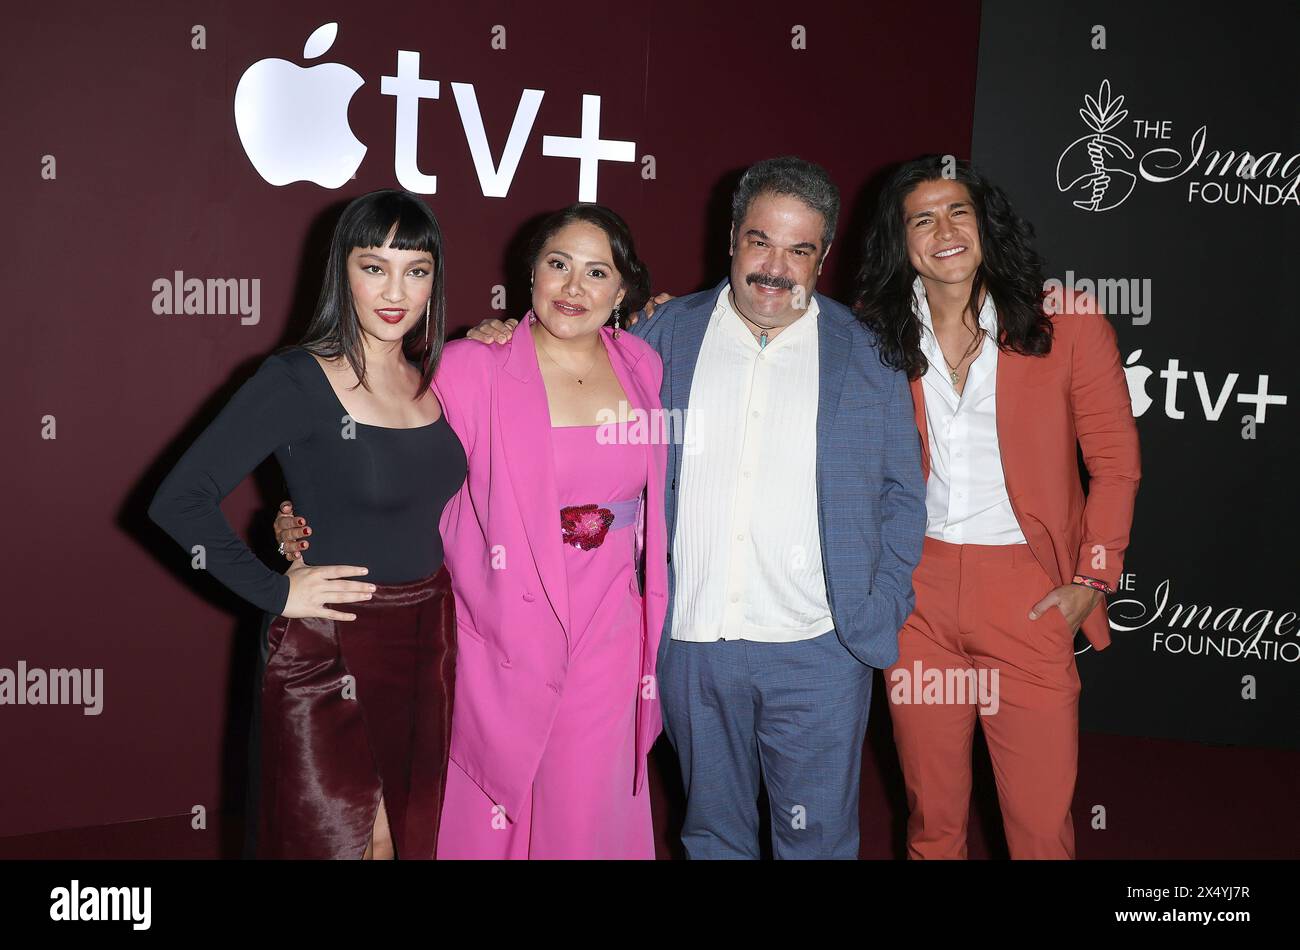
top-left (281, 204), bottom-right (667, 858)
top-left (434, 204), bottom-right (666, 858)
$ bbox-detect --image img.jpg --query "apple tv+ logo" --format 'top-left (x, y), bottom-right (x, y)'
top-left (234, 22), bottom-right (637, 199)
top-left (1123, 350), bottom-right (1286, 425)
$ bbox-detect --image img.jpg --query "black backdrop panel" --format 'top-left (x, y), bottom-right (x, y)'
top-left (972, 0), bottom-right (1298, 748)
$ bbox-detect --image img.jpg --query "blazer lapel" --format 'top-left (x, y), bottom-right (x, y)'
top-left (668, 280), bottom-right (721, 413)
top-left (500, 318), bottom-right (570, 644)
top-left (815, 302), bottom-right (849, 460)
top-left (602, 326), bottom-right (652, 571)
top-left (665, 280), bottom-right (718, 542)
top-left (813, 303), bottom-right (850, 599)
top-left (910, 376), bottom-right (931, 479)
top-left (994, 345), bottom-right (1031, 508)
top-left (994, 345), bottom-right (1063, 578)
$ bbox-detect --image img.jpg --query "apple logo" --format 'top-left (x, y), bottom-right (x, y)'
top-left (1124, 349), bottom-right (1153, 417)
top-left (234, 23), bottom-right (366, 188)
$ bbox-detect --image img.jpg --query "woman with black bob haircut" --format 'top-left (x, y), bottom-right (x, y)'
top-left (299, 188), bottom-right (449, 395)
top-left (853, 156), bottom-right (1139, 860)
top-left (150, 189), bottom-right (468, 859)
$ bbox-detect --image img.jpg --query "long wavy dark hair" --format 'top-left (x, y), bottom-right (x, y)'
top-left (852, 156), bottom-right (1053, 380)
top-left (293, 189), bottom-right (447, 399)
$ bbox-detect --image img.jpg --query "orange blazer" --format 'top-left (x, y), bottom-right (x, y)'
top-left (909, 303), bottom-right (1140, 650)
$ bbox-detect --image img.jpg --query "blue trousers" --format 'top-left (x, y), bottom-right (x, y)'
top-left (658, 630), bottom-right (873, 859)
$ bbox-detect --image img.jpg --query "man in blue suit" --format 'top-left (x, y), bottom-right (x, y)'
top-left (469, 157), bottom-right (925, 858)
top-left (632, 157), bottom-right (925, 858)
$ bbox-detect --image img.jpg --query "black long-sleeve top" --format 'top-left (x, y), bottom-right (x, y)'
top-left (148, 346), bottom-right (467, 615)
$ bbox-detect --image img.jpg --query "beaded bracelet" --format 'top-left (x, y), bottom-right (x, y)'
top-left (1072, 574), bottom-right (1112, 595)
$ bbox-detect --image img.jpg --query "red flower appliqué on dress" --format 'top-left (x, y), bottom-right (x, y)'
top-left (560, 504), bottom-right (615, 550)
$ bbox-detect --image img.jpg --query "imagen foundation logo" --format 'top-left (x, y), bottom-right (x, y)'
top-left (1056, 79), bottom-right (1300, 212)
top-left (1057, 80), bottom-right (1136, 212)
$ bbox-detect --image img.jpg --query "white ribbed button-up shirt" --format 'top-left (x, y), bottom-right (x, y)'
top-left (670, 283), bottom-right (834, 643)
top-left (914, 277), bottom-right (1026, 545)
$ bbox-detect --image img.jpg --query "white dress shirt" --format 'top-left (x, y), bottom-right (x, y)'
top-left (670, 283), bottom-right (834, 643)
top-left (914, 277), bottom-right (1026, 545)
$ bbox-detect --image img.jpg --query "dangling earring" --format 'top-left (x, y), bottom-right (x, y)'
top-left (424, 298), bottom-right (431, 347)
top-left (612, 305), bottom-right (622, 339)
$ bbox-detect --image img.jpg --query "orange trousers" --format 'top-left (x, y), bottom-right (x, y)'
top-left (886, 537), bottom-right (1080, 859)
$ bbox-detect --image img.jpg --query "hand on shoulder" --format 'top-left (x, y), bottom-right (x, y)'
top-left (465, 317), bottom-right (519, 344)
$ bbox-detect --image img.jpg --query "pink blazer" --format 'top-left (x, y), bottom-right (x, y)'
top-left (431, 319), bottom-right (668, 821)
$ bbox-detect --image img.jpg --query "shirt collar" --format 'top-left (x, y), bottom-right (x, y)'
top-left (716, 280), bottom-right (821, 347)
top-left (912, 274), bottom-right (997, 340)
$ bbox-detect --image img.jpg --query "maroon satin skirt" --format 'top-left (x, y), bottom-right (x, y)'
top-left (257, 566), bottom-right (455, 859)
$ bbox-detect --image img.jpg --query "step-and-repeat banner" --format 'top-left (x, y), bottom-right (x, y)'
top-left (2, 1), bottom-right (982, 839)
top-left (973, 0), bottom-right (1298, 749)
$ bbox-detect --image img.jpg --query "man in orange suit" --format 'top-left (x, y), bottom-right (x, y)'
top-left (853, 155), bottom-right (1140, 859)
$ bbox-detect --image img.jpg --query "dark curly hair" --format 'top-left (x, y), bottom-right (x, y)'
top-left (852, 156), bottom-right (1053, 380)
top-left (525, 203), bottom-right (651, 317)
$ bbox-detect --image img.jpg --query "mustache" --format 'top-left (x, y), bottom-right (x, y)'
top-left (746, 273), bottom-right (796, 291)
